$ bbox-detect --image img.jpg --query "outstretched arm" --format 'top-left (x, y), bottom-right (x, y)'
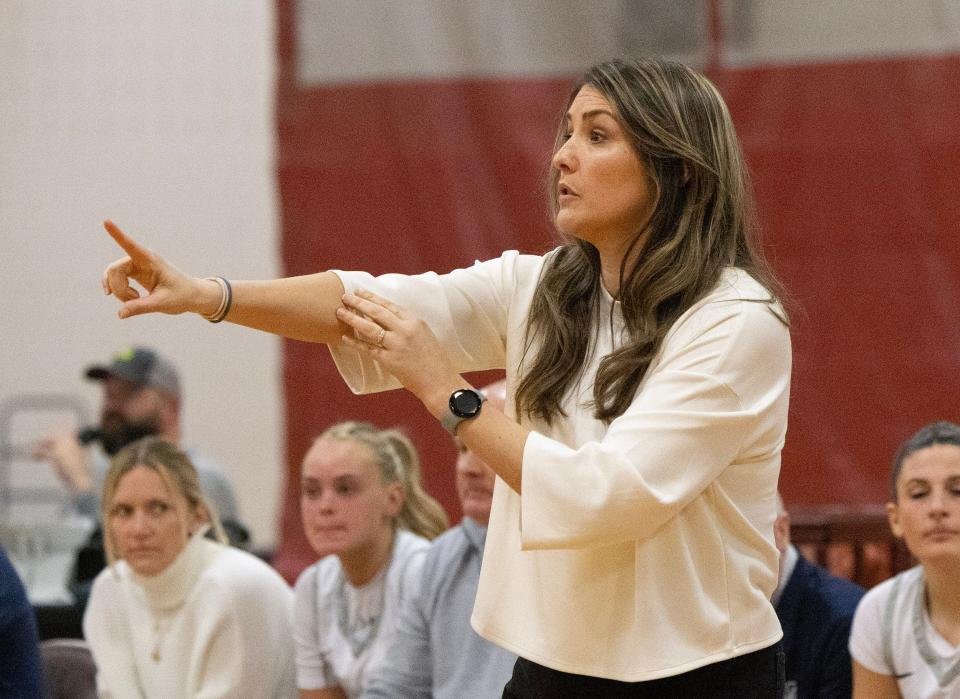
top-left (33, 432), bottom-right (94, 494)
top-left (100, 221), bottom-right (348, 344)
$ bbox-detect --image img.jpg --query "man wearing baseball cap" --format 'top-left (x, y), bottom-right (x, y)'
top-left (35, 346), bottom-right (240, 527)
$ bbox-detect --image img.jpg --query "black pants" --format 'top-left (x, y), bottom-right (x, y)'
top-left (502, 643), bottom-right (785, 698)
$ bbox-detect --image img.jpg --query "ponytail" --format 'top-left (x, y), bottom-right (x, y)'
top-left (381, 429), bottom-right (448, 540)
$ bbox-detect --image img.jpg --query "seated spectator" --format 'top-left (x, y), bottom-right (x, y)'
top-left (35, 346), bottom-right (241, 529)
top-left (772, 492), bottom-right (864, 698)
top-left (850, 421), bottom-right (960, 698)
top-left (35, 347), bottom-right (248, 618)
top-left (362, 381), bottom-right (517, 699)
top-left (82, 437), bottom-right (295, 697)
top-left (0, 546), bottom-right (44, 697)
top-left (293, 422), bottom-right (448, 698)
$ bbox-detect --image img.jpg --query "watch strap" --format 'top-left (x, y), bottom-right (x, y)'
top-left (440, 409), bottom-right (465, 435)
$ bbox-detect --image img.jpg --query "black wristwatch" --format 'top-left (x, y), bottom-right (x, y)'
top-left (441, 388), bottom-right (487, 435)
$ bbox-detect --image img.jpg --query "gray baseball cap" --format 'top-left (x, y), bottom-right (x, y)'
top-left (85, 346), bottom-right (181, 400)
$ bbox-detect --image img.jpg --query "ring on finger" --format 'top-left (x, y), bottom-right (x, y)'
top-left (375, 327), bottom-right (386, 347)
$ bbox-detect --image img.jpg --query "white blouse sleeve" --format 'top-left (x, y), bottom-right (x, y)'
top-left (328, 251), bottom-right (530, 394)
top-left (520, 296), bottom-right (791, 549)
top-left (83, 571), bottom-right (145, 698)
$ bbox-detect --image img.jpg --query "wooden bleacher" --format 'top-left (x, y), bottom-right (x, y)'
top-left (788, 503), bottom-right (913, 589)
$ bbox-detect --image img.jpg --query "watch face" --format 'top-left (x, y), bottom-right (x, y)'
top-left (450, 389), bottom-right (483, 418)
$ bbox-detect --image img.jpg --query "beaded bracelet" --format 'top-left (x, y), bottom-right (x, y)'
top-left (201, 277), bottom-right (233, 323)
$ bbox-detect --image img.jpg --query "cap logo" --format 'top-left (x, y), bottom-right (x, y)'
top-left (115, 347), bottom-right (136, 362)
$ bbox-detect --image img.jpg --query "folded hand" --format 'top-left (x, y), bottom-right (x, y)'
top-left (336, 289), bottom-right (460, 405)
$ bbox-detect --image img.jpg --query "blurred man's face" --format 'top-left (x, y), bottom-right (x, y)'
top-left (455, 438), bottom-right (497, 527)
top-left (99, 376), bottom-right (165, 455)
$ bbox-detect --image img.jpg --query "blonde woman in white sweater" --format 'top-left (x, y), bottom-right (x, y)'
top-left (83, 437), bottom-right (297, 698)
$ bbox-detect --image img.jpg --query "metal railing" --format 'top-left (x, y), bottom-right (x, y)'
top-left (0, 393), bottom-right (91, 516)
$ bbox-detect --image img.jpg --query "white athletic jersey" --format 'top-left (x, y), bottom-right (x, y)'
top-left (850, 567), bottom-right (960, 698)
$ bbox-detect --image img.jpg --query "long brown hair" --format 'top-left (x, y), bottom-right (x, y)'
top-left (319, 421), bottom-right (449, 540)
top-left (515, 58), bottom-right (786, 425)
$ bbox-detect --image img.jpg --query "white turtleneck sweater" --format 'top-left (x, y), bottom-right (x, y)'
top-left (83, 532), bottom-right (297, 698)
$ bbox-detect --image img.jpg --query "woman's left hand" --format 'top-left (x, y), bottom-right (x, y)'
top-left (336, 289), bottom-right (460, 407)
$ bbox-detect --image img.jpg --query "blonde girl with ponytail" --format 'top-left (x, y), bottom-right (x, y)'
top-left (293, 421), bottom-right (448, 698)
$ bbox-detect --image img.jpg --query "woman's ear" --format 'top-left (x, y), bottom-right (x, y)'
top-left (384, 482), bottom-right (404, 519)
top-left (886, 501), bottom-right (904, 539)
top-left (188, 503), bottom-right (210, 535)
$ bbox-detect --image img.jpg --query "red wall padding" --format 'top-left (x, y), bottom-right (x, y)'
top-left (273, 1), bottom-right (960, 580)
top-left (714, 56), bottom-right (960, 507)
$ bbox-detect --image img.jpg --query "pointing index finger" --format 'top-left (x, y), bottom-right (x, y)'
top-left (103, 220), bottom-right (150, 262)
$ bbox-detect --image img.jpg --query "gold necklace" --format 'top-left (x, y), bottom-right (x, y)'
top-left (151, 617), bottom-right (166, 662)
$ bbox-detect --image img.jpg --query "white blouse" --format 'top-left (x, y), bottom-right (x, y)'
top-left (331, 249), bottom-right (791, 682)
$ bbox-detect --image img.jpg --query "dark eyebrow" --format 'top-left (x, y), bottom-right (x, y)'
top-left (564, 108), bottom-right (618, 124)
top-left (583, 108), bottom-right (617, 120)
